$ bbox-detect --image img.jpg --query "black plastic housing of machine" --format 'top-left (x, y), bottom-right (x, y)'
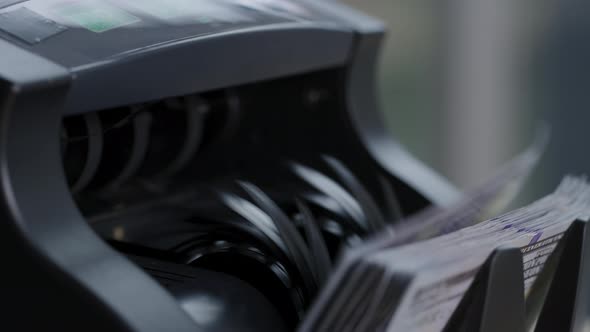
top-left (0, 1), bottom-right (458, 331)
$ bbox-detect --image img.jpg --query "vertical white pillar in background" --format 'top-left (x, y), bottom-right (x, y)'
top-left (442, 0), bottom-right (525, 188)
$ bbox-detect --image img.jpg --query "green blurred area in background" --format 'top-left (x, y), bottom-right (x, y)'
top-left (343, 0), bottom-right (443, 171)
top-left (341, 0), bottom-right (566, 201)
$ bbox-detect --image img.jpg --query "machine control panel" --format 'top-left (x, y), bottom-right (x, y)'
top-left (0, 0), bottom-right (335, 68)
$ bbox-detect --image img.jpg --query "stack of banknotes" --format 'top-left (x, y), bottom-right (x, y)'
top-left (300, 131), bottom-right (590, 332)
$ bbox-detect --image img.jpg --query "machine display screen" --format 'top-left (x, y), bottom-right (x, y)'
top-left (0, 0), bottom-right (319, 67)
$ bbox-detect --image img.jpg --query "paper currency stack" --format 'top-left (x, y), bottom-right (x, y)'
top-left (299, 134), bottom-right (590, 332)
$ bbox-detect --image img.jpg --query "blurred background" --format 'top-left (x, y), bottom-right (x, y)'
top-left (341, 0), bottom-right (590, 200)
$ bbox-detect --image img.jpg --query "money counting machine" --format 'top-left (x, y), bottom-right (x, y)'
top-left (0, 0), bottom-right (459, 331)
